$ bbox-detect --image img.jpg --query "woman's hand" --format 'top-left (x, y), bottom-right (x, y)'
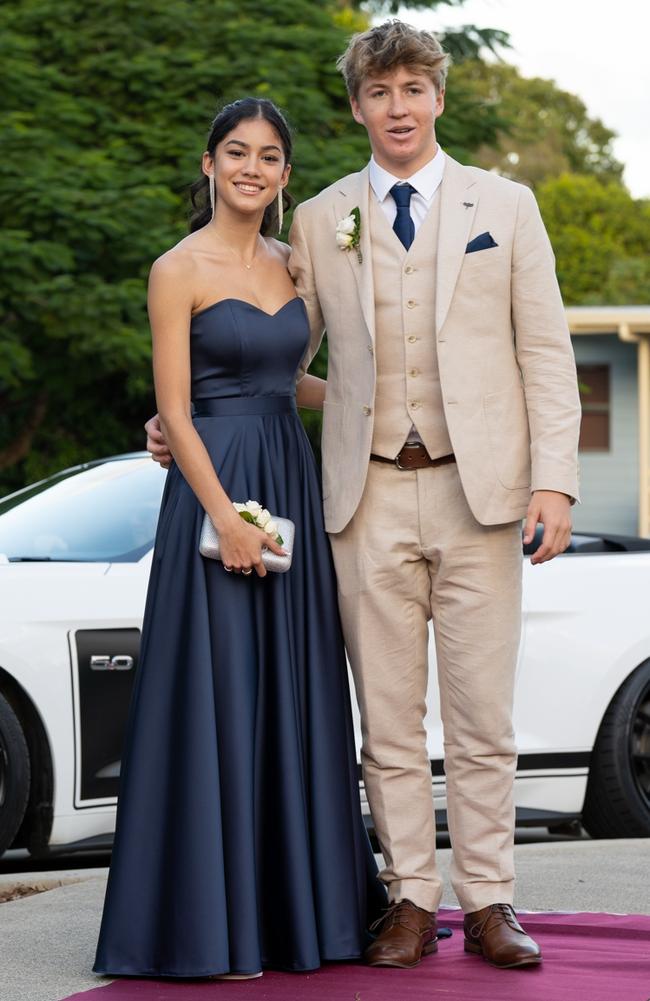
top-left (217, 512), bottom-right (286, 578)
top-left (145, 414), bottom-right (173, 468)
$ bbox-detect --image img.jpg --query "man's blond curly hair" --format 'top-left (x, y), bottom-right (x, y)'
top-left (337, 20), bottom-right (449, 99)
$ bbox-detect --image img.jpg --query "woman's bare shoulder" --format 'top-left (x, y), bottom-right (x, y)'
top-left (150, 237), bottom-right (199, 282)
top-left (265, 237), bottom-right (291, 265)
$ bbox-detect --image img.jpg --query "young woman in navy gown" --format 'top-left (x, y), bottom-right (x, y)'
top-left (93, 98), bottom-right (385, 980)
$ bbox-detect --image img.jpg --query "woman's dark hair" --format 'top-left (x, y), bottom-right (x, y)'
top-left (189, 97), bottom-right (294, 236)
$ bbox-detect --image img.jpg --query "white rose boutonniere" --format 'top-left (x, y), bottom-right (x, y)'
top-left (336, 207), bottom-right (362, 263)
top-left (233, 500), bottom-right (284, 544)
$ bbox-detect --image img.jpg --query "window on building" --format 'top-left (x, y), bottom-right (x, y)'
top-left (577, 364), bottom-right (610, 451)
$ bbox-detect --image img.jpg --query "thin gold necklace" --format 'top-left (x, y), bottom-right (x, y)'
top-left (211, 229), bottom-right (261, 270)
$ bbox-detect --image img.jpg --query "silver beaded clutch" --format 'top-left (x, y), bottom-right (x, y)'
top-left (199, 513), bottom-right (295, 573)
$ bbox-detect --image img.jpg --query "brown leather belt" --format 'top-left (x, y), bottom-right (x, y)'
top-left (370, 443), bottom-right (456, 471)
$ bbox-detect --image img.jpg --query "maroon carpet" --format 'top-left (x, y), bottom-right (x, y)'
top-left (65, 909), bottom-right (650, 1001)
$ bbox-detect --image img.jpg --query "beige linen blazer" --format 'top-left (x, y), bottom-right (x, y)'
top-left (289, 154), bottom-right (581, 534)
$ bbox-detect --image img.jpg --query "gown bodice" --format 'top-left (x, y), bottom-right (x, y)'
top-left (190, 297), bottom-right (309, 402)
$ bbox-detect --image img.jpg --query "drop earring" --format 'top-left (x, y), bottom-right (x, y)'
top-left (209, 174), bottom-right (216, 218)
top-left (277, 187), bottom-right (284, 234)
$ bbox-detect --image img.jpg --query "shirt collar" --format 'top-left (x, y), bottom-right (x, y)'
top-left (369, 146), bottom-right (446, 204)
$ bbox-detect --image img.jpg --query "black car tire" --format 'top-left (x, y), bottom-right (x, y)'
top-left (582, 659), bottom-right (650, 838)
top-left (0, 692), bottom-right (31, 855)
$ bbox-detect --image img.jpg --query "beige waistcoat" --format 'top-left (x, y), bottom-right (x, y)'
top-left (369, 192), bottom-right (453, 460)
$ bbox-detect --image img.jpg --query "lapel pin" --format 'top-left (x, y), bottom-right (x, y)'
top-left (462, 201), bottom-right (474, 209)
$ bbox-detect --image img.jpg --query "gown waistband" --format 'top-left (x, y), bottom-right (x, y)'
top-left (192, 395), bottom-right (297, 417)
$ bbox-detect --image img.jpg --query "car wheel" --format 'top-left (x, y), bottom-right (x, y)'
top-left (582, 659), bottom-right (650, 838)
top-left (0, 692), bottom-right (31, 855)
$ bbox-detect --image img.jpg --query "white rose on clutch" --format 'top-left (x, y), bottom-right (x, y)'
top-left (230, 501), bottom-right (283, 543)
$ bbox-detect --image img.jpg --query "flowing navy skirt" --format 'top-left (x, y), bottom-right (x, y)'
top-left (94, 396), bottom-right (385, 977)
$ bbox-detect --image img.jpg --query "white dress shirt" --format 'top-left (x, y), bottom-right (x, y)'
top-left (368, 146), bottom-right (446, 233)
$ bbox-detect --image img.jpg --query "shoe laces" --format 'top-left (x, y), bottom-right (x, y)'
top-left (469, 903), bottom-right (524, 939)
top-left (370, 900), bottom-right (421, 935)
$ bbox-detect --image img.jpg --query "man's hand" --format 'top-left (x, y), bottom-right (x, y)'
top-left (145, 414), bottom-right (172, 469)
top-left (523, 490), bottom-right (572, 565)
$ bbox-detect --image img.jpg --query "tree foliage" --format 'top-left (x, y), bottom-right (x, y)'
top-left (537, 174), bottom-right (650, 305)
top-left (454, 60), bottom-right (624, 186)
top-left (0, 0), bottom-right (362, 490)
top-left (340, 0), bottom-right (511, 67)
top-left (359, 0), bottom-right (461, 11)
top-left (0, 0), bottom-right (508, 491)
top-left (452, 60), bottom-right (649, 307)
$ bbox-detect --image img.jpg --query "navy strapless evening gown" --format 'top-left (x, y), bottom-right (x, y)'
top-left (93, 297), bottom-right (386, 978)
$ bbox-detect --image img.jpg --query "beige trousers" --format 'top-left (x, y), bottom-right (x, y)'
top-left (329, 459), bottom-right (523, 913)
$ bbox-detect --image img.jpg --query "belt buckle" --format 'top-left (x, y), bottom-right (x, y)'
top-left (395, 442), bottom-right (421, 470)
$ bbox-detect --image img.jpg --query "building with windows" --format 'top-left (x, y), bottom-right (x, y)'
top-left (567, 306), bottom-right (650, 537)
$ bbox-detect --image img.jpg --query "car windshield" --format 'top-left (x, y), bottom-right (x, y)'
top-left (0, 457), bottom-right (167, 562)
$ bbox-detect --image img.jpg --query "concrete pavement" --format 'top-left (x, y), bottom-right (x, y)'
top-left (0, 840), bottom-right (648, 1001)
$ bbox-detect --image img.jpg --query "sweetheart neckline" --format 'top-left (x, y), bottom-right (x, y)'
top-left (191, 297), bottom-right (303, 321)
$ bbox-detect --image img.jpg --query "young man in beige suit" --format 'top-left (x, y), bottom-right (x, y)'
top-left (287, 21), bottom-right (580, 970)
top-left (147, 19), bottom-right (580, 972)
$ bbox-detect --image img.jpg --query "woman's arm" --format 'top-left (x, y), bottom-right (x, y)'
top-left (295, 373), bottom-right (326, 411)
top-left (148, 254), bottom-right (283, 575)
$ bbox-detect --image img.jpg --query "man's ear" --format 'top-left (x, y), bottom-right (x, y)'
top-left (350, 95), bottom-right (365, 126)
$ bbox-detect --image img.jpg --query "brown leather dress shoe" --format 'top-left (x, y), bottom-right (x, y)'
top-left (464, 903), bottom-right (542, 968)
top-left (365, 899), bottom-right (438, 968)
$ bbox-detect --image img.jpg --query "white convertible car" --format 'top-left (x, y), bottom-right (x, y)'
top-left (0, 453), bottom-right (649, 858)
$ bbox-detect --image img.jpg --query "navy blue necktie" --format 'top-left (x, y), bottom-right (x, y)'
top-left (390, 182), bottom-right (416, 250)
